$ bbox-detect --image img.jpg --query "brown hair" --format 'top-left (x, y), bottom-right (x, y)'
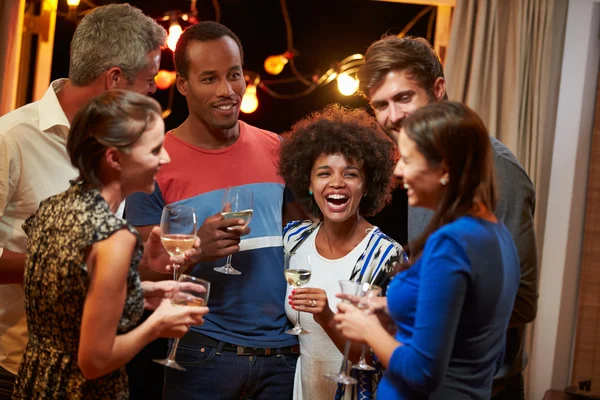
top-left (403, 101), bottom-right (496, 260)
top-left (358, 35), bottom-right (447, 101)
top-left (279, 104), bottom-right (397, 219)
top-left (67, 90), bottom-right (162, 187)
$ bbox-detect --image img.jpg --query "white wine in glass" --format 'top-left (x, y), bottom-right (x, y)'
top-left (285, 252), bottom-right (312, 335)
top-left (214, 187), bottom-right (254, 275)
top-left (153, 274), bottom-right (210, 371)
top-left (160, 204), bottom-right (197, 281)
top-left (284, 268), bottom-right (312, 288)
top-left (220, 209), bottom-right (253, 227)
top-left (161, 234), bottom-right (196, 257)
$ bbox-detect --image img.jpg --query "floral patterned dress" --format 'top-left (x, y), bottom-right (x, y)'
top-left (12, 180), bottom-right (144, 400)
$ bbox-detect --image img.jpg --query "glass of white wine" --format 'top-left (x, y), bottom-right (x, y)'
top-left (284, 252), bottom-right (312, 335)
top-left (213, 187), bottom-right (253, 275)
top-left (160, 204), bottom-right (197, 281)
top-left (353, 283), bottom-right (382, 371)
top-left (153, 274), bottom-right (210, 371)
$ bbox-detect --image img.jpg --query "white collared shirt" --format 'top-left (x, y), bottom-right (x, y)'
top-left (0, 79), bottom-right (78, 374)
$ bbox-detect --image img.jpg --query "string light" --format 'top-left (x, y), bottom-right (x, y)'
top-left (240, 85), bottom-right (259, 114)
top-left (135, 0), bottom-right (435, 118)
top-left (66, 0), bottom-right (80, 5)
top-left (167, 22), bottom-right (183, 52)
top-left (336, 73), bottom-right (359, 96)
top-left (155, 70), bottom-right (176, 90)
top-left (264, 52), bottom-right (292, 75)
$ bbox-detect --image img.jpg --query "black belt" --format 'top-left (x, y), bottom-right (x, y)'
top-left (180, 331), bottom-right (300, 356)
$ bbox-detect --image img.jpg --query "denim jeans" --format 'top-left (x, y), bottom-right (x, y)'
top-left (126, 337), bottom-right (168, 399)
top-left (492, 373), bottom-right (525, 400)
top-left (163, 340), bottom-right (297, 400)
top-left (0, 365), bottom-right (15, 400)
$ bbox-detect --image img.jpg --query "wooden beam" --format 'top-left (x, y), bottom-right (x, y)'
top-left (435, 5), bottom-right (453, 65)
top-left (0, 0), bottom-right (25, 114)
top-left (33, 0), bottom-right (57, 101)
top-left (371, 0), bottom-right (456, 7)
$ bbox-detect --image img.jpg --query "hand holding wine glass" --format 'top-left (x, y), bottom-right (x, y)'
top-left (214, 187), bottom-right (254, 275)
top-left (284, 252), bottom-right (312, 335)
top-left (160, 205), bottom-right (197, 281)
top-left (153, 274), bottom-right (211, 371)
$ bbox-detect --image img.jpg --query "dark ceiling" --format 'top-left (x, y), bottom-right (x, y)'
top-left (51, 0), bottom-right (432, 133)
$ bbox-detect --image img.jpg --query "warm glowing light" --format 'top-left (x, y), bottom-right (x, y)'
top-left (240, 85), bottom-right (259, 114)
top-left (155, 70), bottom-right (176, 90)
top-left (167, 23), bottom-right (183, 52)
top-left (264, 54), bottom-right (289, 75)
top-left (66, 0), bottom-right (80, 5)
top-left (337, 73), bottom-right (359, 96)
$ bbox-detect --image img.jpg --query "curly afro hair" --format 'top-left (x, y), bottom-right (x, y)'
top-left (279, 104), bottom-right (397, 219)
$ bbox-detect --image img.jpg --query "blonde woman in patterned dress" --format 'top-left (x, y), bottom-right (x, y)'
top-left (278, 105), bottom-right (407, 400)
top-left (12, 90), bottom-right (209, 400)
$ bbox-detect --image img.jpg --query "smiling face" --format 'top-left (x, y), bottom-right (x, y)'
top-left (309, 153), bottom-right (366, 223)
top-left (394, 129), bottom-right (447, 210)
top-left (119, 115), bottom-right (170, 195)
top-left (369, 69), bottom-right (445, 142)
top-left (176, 37), bottom-right (246, 132)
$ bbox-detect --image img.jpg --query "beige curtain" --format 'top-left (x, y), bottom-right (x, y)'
top-left (444, 0), bottom-right (568, 398)
top-left (0, 0), bottom-right (25, 116)
top-left (446, 0), bottom-right (567, 246)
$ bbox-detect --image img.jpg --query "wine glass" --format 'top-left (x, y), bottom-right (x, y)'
top-left (284, 251), bottom-right (312, 335)
top-left (352, 284), bottom-right (382, 371)
top-left (153, 274), bottom-right (211, 371)
top-left (213, 187), bottom-right (254, 275)
top-left (160, 204), bottom-right (197, 281)
top-left (323, 279), bottom-right (363, 385)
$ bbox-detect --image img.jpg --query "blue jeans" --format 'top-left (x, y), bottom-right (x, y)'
top-left (492, 373), bottom-right (525, 400)
top-left (163, 339), bottom-right (297, 400)
top-left (126, 311), bottom-right (168, 400)
top-left (0, 365), bottom-right (15, 400)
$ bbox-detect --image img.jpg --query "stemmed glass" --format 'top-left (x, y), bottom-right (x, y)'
top-left (160, 204), bottom-right (197, 281)
top-left (284, 252), bottom-right (312, 335)
top-left (352, 284), bottom-right (383, 371)
top-left (323, 279), bottom-right (364, 385)
top-left (213, 187), bottom-right (254, 275)
top-left (153, 274), bottom-right (211, 371)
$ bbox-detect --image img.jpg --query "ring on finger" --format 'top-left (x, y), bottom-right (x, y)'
top-left (309, 299), bottom-right (317, 307)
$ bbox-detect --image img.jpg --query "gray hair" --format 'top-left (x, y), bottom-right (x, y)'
top-left (69, 4), bottom-right (167, 86)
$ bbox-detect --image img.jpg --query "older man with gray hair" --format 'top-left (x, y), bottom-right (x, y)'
top-left (0, 4), bottom-right (166, 398)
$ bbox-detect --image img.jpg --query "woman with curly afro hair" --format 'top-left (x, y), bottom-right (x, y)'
top-left (279, 104), bottom-right (407, 400)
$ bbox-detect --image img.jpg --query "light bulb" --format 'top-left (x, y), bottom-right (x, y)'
top-left (264, 54), bottom-right (288, 75)
top-left (155, 70), bottom-right (176, 90)
top-left (240, 85), bottom-right (259, 114)
top-left (66, 0), bottom-right (80, 5)
top-left (337, 73), bottom-right (359, 96)
top-left (167, 23), bottom-right (183, 52)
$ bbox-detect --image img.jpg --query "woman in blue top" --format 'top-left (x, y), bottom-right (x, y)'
top-left (334, 101), bottom-right (520, 399)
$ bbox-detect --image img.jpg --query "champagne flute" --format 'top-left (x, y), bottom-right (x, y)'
top-left (213, 187), bottom-right (254, 275)
top-left (160, 204), bottom-right (197, 281)
top-left (284, 252), bottom-right (312, 335)
top-left (323, 279), bottom-right (363, 385)
top-left (153, 274), bottom-right (211, 371)
top-left (352, 284), bottom-right (383, 371)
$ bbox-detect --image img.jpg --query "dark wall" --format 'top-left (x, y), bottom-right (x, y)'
top-left (51, 0), bottom-right (432, 134)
